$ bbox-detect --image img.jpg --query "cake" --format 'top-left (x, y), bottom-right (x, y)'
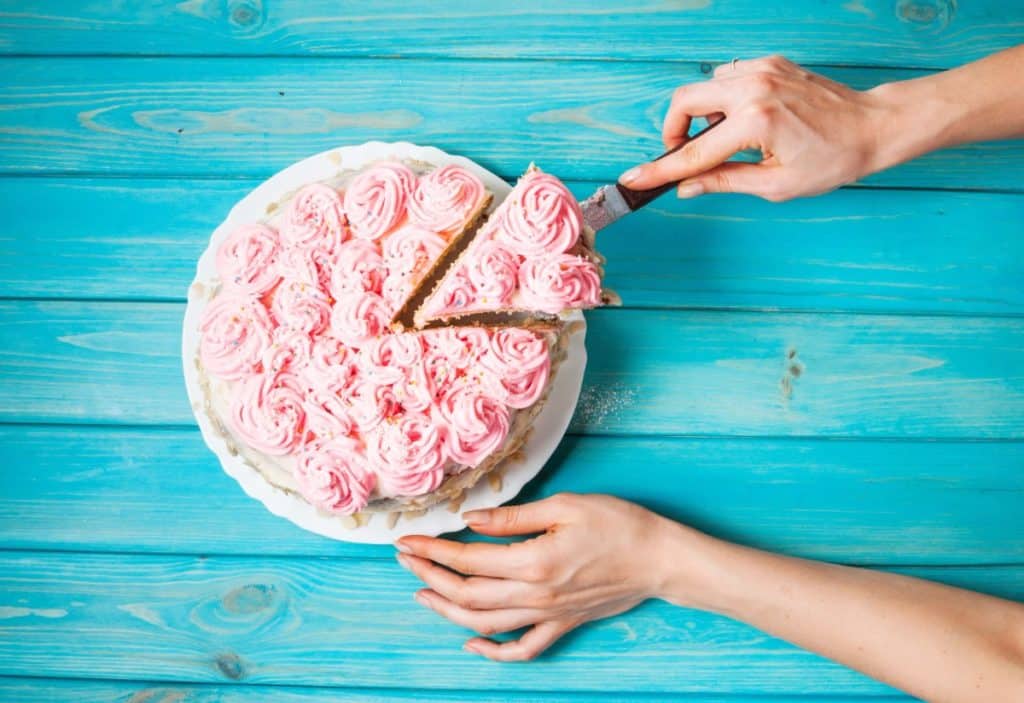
top-left (195, 157), bottom-right (606, 524)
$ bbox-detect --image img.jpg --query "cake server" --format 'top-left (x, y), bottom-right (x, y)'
top-left (580, 119), bottom-right (722, 232)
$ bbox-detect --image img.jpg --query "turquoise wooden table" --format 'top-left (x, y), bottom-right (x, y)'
top-left (1, 3), bottom-right (1022, 701)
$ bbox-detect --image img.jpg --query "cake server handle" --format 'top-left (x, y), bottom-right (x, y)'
top-left (614, 117), bottom-right (724, 212)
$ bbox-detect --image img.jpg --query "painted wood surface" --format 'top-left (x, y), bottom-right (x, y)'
top-left (1, 426), bottom-right (1021, 565)
top-left (0, 679), bottom-right (917, 703)
top-left (0, 0), bottom-right (1019, 70)
top-left (4, 58), bottom-right (1024, 190)
top-left (2, 301), bottom-right (1021, 438)
top-left (0, 551), bottom-right (1019, 694)
top-left (3, 177), bottom-right (1023, 316)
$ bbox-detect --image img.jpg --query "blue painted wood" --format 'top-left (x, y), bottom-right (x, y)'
top-left (3, 177), bottom-right (1023, 316)
top-left (0, 0), bottom-right (1018, 70)
top-left (0, 677), bottom-right (915, 703)
top-left (1, 301), bottom-right (1021, 438)
top-left (0, 551), bottom-right (1018, 693)
top-left (2, 426), bottom-right (1021, 565)
top-left (3, 58), bottom-right (1023, 190)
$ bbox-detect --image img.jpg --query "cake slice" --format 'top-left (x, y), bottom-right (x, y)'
top-left (409, 165), bottom-right (614, 329)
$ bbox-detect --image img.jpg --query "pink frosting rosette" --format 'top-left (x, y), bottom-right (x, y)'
top-left (382, 224), bottom-right (447, 280)
top-left (480, 328), bottom-right (551, 408)
top-left (381, 272), bottom-right (413, 313)
top-left (276, 245), bottom-right (335, 290)
top-left (437, 384), bottom-right (510, 467)
top-left (262, 325), bottom-right (313, 376)
top-left (517, 253), bottom-right (602, 313)
top-left (344, 162), bottom-right (416, 241)
top-left (293, 440), bottom-right (375, 515)
top-left (425, 327), bottom-right (488, 369)
top-left (329, 292), bottom-right (390, 348)
top-left (216, 223), bottom-right (282, 295)
top-left (199, 293), bottom-right (273, 380)
top-left (370, 413), bottom-right (448, 496)
top-left (330, 239), bottom-right (385, 297)
top-left (229, 371), bottom-right (306, 455)
top-left (271, 279), bottom-right (332, 334)
top-left (465, 239), bottom-right (519, 306)
top-left (422, 266), bottom-right (476, 317)
top-left (496, 172), bottom-right (582, 257)
top-left (408, 165), bottom-right (486, 233)
top-left (346, 377), bottom-right (399, 432)
top-left (303, 387), bottom-right (356, 444)
top-left (281, 183), bottom-right (348, 252)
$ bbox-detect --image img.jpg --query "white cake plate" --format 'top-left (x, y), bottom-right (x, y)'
top-left (182, 141), bottom-right (587, 544)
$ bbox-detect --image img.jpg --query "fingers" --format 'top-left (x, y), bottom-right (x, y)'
top-left (679, 162), bottom-right (795, 202)
top-left (396, 535), bottom-right (531, 579)
top-left (661, 80), bottom-right (741, 149)
top-left (464, 619), bottom-right (576, 662)
top-left (462, 493), bottom-right (571, 537)
top-left (621, 120), bottom-right (751, 190)
top-left (415, 588), bottom-right (546, 636)
top-left (398, 553), bottom-right (537, 608)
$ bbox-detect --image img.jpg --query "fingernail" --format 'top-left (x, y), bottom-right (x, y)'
top-left (394, 540), bottom-right (412, 554)
top-left (463, 641), bottom-right (481, 654)
top-left (414, 591), bottom-right (430, 607)
top-left (619, 167), bottom-right (642, 185)
top-left (462, 510), bottom-right (490, 526)
top-left (396, 553), bottom-right (411, 570)
top-left (677, 181), bottom-right (705, 199)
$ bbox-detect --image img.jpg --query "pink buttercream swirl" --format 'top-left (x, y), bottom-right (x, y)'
top-left (271, 279), bottom-right (332, 334)
top-left (437, 384), bottom-right (510, 467)
top-left (382, 224), bottom-right (447, 280)
top-left (294, 440), bottom-right (375, 515)
top-left (422, 266), bottom-right (476, 317)
top-left (216, 223), bottom-right (282, 295)
top-left (276, 245), bottom-right (335, 291)
top-left (230, 371), bottom-right (306, 455)
top-left (199, 293), bottom-right (273, 380)
top-left (480, 327), bottom-right (551, 407)
top-left (346, 377), bottom-right (400, 432)
top-left (425, 327), bottom-right (488, 369)
top-left (303, 387), bottom-right (357, 445)
top-left (262, 325), bottom-right (313, 376)
top-left (370, 413), bottom-right (448, 496)
top-left (281, 183), bottom-right (348, 251)
top-left (344, 162), bottom-right (416, 241)
top-left (517, 253), bottom-right (602, 313)
top-left (408, 165), bottom-right (486, 233)
top-left (329, 292), bottom-right (390, 348)
top-left (329, 239), bottom-right (384, 297)
top-left (465, 240), bottom-right (519, 306)
top-left (496, 172), bottom-right (582, 257)
top-left (381, 272), bottom-right (413, 314)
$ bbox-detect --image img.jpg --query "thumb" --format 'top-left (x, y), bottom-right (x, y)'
top-left (678, 162), bottom-right (788, 201)
top-left (462, 496), bottom-right (565, 536)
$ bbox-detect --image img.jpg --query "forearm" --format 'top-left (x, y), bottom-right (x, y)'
top-left (866, 44), bottom-right (1024, 174)
top-left (655, 522), bottom-right (1024, 702)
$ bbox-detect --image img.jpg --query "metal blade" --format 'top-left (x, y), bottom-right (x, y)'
top-left (580, 184), bottom-right (630, 232)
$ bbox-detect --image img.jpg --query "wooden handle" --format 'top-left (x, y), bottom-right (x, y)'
top-left (614, 118), bottom-right (724, 212)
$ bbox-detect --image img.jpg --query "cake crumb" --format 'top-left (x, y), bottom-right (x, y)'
top-left (386, 511), bottom-right (400, 529)
top-left (488, 470), bottom-right (504, 493)
top-left (446, 490), bottom-right (466, 513)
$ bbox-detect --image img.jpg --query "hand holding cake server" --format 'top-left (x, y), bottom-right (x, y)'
top-left (396, 46), bottom-right (1024, 702)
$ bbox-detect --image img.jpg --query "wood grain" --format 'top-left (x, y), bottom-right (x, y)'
top-left (3, 177), bottom-right (1023, 316)
top-left (0, 677), bottom-right (917, 703)
top-left (3, 58), bottom-right (1023, 189)
top-left (1, 426), bottom-right (1021, 564)
top-left (0, 0), bottom-right (1019, 69)
top-left (0, 551), bottom-right (1018, 693)
top-left (1, 301), bottom-right (1021, 437)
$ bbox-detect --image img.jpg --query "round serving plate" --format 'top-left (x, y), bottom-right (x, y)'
top-left (182, 141), bottom-right (587, 544)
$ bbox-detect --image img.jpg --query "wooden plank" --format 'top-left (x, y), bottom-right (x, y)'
top-left (0, 1), bottom-right (1020, 70)
top-left (0, 551), bottom-right (1017, 693)
top-left (1, 425), bottom-right (1022, 564)
top-left (1, 301), bottom-right (1022, 437)
top-left (2, 58), bottom-right (1022, 190)
top-left (3, 177), bottom-right (1023, 317)
top-left (0, 677), bottom-right (912, 702)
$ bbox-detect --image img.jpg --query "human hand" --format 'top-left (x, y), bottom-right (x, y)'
top-left (619, 55), bottom-right (897, 201)
top-left (394, 492), bottom-right (696, 661)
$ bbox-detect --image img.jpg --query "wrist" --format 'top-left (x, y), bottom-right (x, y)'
top-left (863, 76), bottom-right (967, 176)
top-left (650, 518), bottom-right (734, 613)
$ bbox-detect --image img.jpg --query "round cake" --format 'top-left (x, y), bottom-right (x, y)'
top-left (190, 151), bottom-right (607, 527)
